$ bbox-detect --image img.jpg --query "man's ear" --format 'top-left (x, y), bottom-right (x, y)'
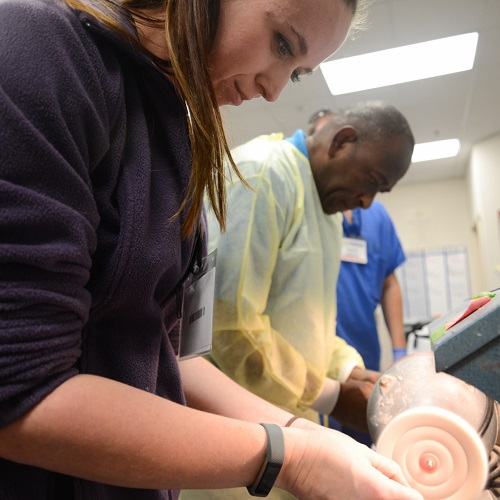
top-left (328, 126), bottom-right (357, 157)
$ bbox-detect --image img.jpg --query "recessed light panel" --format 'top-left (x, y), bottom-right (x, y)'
top-left (412, 139), bottom-right (461, 163)
top-left (320, 33), bottom-right (478, 95)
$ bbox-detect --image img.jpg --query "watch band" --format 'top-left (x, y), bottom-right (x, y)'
top-left (247, 423), bottom-right (285, 497)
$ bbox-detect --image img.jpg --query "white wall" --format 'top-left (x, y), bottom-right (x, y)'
top-left (468, 134), bottom-right (500, 291)
top-left (377, 177), bottom-right (483, 294)
top-left (373, 177), bottom-right (476, 372)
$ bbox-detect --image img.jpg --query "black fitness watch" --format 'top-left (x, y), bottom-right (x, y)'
top-left (247, 423), bottom-right (285, 497)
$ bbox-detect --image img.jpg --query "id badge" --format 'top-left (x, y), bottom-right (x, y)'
top-left (340, 237), bottom-right (368, 264)
top-left (178, 250), bottom-right (217, 360)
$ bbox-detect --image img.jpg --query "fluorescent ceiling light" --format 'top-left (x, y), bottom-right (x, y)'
top-left (412, 139), bottom-right (461, 163)
top-left (320, 32), bottom-right (478, 95)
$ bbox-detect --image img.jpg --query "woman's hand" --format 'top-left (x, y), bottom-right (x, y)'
top-left (278, 423), bottom-right (423, 500)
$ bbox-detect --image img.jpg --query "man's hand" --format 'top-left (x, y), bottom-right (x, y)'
top-left (349, 366), bottom-right (380, 384)
top-left (331, 368), bottom-right (381, 433)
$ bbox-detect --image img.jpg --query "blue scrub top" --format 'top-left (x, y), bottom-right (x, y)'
top-left (336, 201), bottom-right (405, 370)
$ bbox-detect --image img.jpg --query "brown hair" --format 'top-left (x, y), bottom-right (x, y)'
top-left (61, 0), bottom-right (365, 236)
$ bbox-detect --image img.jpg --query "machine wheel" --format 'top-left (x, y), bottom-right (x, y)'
top-left (376, 406), bottom-right (488, 499)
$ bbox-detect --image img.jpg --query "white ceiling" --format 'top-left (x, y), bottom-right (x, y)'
top-left (220, 0), bottom-right (500, 186)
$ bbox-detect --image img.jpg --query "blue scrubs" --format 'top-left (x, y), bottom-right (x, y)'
top-left (336, 201), bottom-right (405, 371)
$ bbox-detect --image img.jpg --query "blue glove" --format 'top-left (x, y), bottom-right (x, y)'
top-left (392, 347), bottom-right (407, 362)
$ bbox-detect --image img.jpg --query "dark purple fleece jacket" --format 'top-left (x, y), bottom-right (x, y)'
top-left (0, 0), bottom-right (203, 498)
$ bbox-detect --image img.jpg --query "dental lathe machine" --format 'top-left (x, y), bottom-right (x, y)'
top-left (368, 293), bottom-right (500, 499)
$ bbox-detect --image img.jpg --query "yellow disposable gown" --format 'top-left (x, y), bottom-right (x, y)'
top-left (180, 133), bottom-right (364, 500)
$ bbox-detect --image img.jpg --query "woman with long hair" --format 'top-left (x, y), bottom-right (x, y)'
top-left (0, 1), bottom-right (422, 499)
